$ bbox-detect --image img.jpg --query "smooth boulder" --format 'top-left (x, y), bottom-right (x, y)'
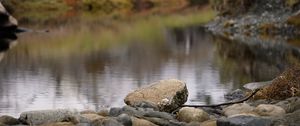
top-left (124, 79), bottom-right (188, 112)
top-left (223, 103), bottom-right (255, 117)
top-left (177, 107), bottom-right (210, 123)
top-left (254, 104), bottom-right (285, 117)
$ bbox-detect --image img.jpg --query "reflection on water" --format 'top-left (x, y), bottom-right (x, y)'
top-left (0, 23), bottom-right (291, 117)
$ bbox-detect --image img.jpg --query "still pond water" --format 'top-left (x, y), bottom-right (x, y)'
top-left (0, 14), bottom-right (282, 117)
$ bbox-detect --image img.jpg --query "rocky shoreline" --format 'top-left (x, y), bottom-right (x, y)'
top-left (0, 71), bottom-right (299, 126)
top-left (1, 1), bottom-right (300, 126)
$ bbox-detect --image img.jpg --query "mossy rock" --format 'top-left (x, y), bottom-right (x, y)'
top-left (253, 67), bottom-right (300, 100)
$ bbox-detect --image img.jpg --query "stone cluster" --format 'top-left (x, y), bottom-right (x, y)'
top-left (0, 79), bottom-right (299, 126)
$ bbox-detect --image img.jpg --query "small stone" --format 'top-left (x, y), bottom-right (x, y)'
top-left (40, 122), bottom-right (75, 126)
top-left (80, 110), bottom-right (97, 115)
top-left (177, 107), bottom-right (209, 123)
top-left (131, 117), bottom-right (157, 126)
top-left (254, 104), bottom-right (285, 117)
top-left (80, 114), bottom-right (105, 123)
top-left (19, 109), bottom-right (79, 125)
top-left (124, 79), bottom-right (188, 112)
top-left (0, 115), bottom-right (20, 125)
top-left (186, 121), bottom-right (201, 126)
top-left (224, 89), bottom-right (246, 101)
top-left (223, 103), bottom-right (255, 117)
top-left (109, 107), bottom-right (123, 117)
top-left (92, 118), bottom-right (123, 126)
top-left (217, 115), bottom-right (272, 126)
top-left (201, 120), bottom-right (217, 126)
top-left (98, 109), bottom-right (109, 117)
top-left (116, 114), bottom-right (132, 126)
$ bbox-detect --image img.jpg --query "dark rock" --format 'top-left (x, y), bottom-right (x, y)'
top-left (124, 79), bottom-right (188, 112)
top-left (0, 115), bottom-right (20, 125)
top-left (109, 107), bottom-right (123, 117)
top-left (131, 101), bottom-right (159, 110)
top-left (271, 109), bottom-right (300, 126)
top-left (217, 115), bottom-right (272, 126)
top-left (142, 109), bottom-right (175, 120)
top-left (116, 114), bottom-right (132, 126)
top-left (224, 89), bottom-right (246, 101)
top-left (275, 97), bottom-right (300, 113)
top-left (0, 2), bottom-right (17, 32)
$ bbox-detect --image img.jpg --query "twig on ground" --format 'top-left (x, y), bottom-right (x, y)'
top-left (171, 89), bottom-right (260, 114)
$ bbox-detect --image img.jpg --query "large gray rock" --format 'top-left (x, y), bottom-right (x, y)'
top-left (19, 109), bottom-right (79, 125)
top-left (0, 2), bottom-right (17, 31)
top-left (124, 79), bottom-right (188, 112)
top-left (177, 107), bottom-right (210, 123)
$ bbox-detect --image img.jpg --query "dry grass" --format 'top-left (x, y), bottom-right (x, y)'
top-left (253, 67), bottom-right (300, 100)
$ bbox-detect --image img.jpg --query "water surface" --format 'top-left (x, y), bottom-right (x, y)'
top-left (0, 14), bottom-right (283, 117)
